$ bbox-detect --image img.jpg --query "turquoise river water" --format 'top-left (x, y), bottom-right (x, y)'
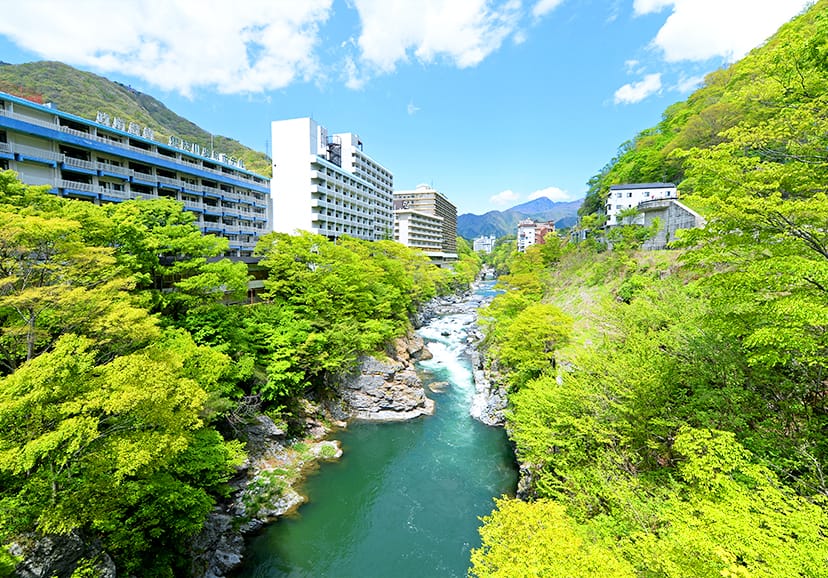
top-left (234, 283), bottom-right (518, 577)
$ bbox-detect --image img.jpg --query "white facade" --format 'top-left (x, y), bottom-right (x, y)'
top-left (517, 219), bottom-right (536, 252)
top-left (393, 184), bottom-right (457, 255)
top-left (473, 235), bottom-right (496, 253)
top-left (270, 117), bottom-right (394, 241)
top-left (395, 210), bottom-right (444, 252)
top-left (605, 183), bottom-right (676, 226)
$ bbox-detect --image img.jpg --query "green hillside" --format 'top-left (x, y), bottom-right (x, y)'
top-left (0, 61), bottom-right (272, 177)
top-left (470, 3), bottom-right (828, 575)
top-left (580, 0), bottom-right (827, 216)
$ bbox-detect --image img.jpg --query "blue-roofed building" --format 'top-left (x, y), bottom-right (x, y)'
top-left (0, 90), bottom-right (271, 257)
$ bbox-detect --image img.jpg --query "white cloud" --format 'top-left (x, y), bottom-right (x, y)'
top-left (528, 186), bottom-right (574, 202)
top-left (673, 73), bottom-right (706, 93)
top-left (633, 0), bottom-right (812, 63)
top-left (407, 101), bottom-right (420, 115)
top-left (632, 0), bottom-right (673, 13)
top-left (532, 0), bottom-right (565, 19)
top-left (490, 189), bottom-right (520, 206)
top-left (614, 73), bottom-right (662, 104)
top-left (350, 0), bottom-right (522, 75)
top-left (0, 0), bottom-right (333, 96)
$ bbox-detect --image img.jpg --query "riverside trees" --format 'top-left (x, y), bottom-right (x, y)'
top-left (0, 171), bottom-right (478, 575)
top-left (471, 234), bottom-right (828, 576)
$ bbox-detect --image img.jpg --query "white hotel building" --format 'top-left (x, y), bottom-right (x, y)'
top-left (270, 117), bottom-right (394, 241)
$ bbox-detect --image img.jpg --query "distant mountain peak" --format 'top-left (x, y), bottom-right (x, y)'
top-left (458, 197), bottom-right (583, 239)
top-left (510, 196), bottom-right (557, 214)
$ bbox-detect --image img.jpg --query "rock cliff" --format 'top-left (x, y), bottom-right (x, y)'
top-left (331, 333), bottom-right (435, 421)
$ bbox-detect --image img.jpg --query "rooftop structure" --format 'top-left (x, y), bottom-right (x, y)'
top-left (0, 90), bottom-right (270, 257)
top-left (270, 117), bottom-right (394, 241)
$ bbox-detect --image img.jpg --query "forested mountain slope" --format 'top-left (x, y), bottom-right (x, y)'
top-left (0, 61), bottom-right (272, 176)
top-left (579, 0), bottom-right (827, 216)
top-left (458, 197), bottom-right (581, 239)
top-left (470, 2), bottom-right (828, 575)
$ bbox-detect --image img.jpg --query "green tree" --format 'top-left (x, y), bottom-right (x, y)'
top-left (490, 303), bottom-right (572, 388)
top-left (105, 198), bottom-right (249, 316)
top-left (0, 176), bottom-right (157, 373)
top-left (471, 497), bottom-right (635, 578)
top-left (0, 333), bottom-right (243, 574)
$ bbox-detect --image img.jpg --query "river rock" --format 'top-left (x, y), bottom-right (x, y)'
top-left (428, 381), bottom-right (450, 393)
top-left (337, 355), bottom-right (435, 420)
top-left (10, 531), bottom-right (116, 578)
top-left (190, 511), bottom-right (245, 578)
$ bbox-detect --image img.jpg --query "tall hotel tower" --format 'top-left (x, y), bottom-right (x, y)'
top-left (270, 117), bottom-right (394, 241)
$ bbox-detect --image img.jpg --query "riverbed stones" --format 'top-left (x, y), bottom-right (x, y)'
top-left (428, 380), bottom-right (450, 393)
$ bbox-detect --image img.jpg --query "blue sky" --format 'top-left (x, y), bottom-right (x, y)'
top-left (0, 0), bottom-right (811, 214)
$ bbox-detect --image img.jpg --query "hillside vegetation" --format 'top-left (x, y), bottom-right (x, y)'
top-left (0, 170), bottom-right (481, 575)
top-left (579, 0), bottom-right (827, 218)
top-left (0, 61), bottom-right (272, 176)
top-left (471, 2), bottom-right (828, 576)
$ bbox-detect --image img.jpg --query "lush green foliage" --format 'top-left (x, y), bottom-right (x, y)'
top-left (0, 171), bottom-right (475, 574)
top-left (0, 174), bottom-right (249, 575)
top-left (182, 232), bottom-right (471, 407)
top-left (472, 4), bottom-right (828, 573)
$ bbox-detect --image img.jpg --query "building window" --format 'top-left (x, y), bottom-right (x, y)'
top-left (615, 192), bottom-right (622, 198)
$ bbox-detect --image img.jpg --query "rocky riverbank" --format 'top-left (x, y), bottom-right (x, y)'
top-left (326, 333), bottom-right (436, 421)
top-left (12, 285), bottom-right (503, 578)
top-left (193, 325), bottom-right (449, 577)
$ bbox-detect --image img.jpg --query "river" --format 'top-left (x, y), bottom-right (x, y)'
top-left (233, 282), bottom-right (517, 577)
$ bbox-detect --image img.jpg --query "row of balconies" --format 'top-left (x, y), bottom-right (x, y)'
top-left (0, 107), bottom-right (268, 188)
top-left (9, 141), bottom-right (269, 206)
top-left (310, 184), bottom-right (373, 208)
top-left (314, 224), bottom-right (375, 239)
top-left (49, 179), bottom-right (266, 222)
top-left (314, 212), bottom-right (372, 227)
top-left (310, 165), bottom-right (389, 197)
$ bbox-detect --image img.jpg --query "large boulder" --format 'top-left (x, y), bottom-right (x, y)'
top-left (334, 334), bottom-right (436, 421)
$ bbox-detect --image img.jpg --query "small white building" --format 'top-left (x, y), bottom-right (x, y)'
top-left (605, 182), bottom-right (676, 226)
top-left (517, 219), bottom-right (536, 252)
top-left (473, 235), bottom-right (496, 253)
top-left (395, 210), bottom-right (444, 252)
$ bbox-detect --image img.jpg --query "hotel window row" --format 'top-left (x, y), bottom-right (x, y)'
top-left (0, 91), bottom-right (271, 257)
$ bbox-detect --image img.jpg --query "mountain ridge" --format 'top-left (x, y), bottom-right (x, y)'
top-left (458, 197), bottom-right (582, 239)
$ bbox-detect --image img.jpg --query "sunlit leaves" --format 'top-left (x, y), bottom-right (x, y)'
top-left (470, 497), bottom-right (635, 578)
